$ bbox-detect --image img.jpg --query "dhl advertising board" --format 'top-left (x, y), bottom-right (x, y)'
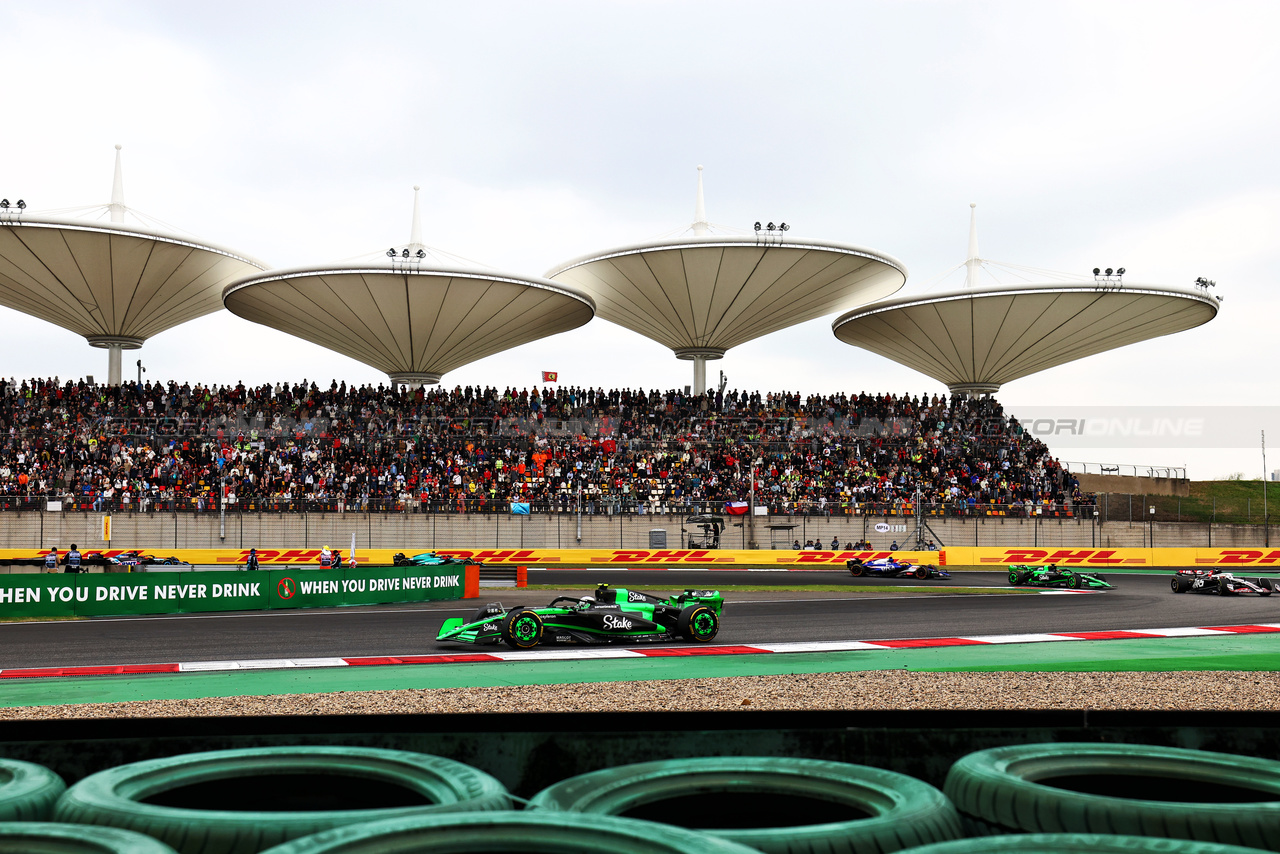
top-left (944, 547), bottom-right (1280, 567)
top-left (5, 546), bottom-right (1280, 570)
top-left (0, 565), bottom-right (478, 619)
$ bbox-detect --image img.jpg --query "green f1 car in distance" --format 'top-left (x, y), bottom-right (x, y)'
top-left (436, 583), bottom-right (724, 649)
top-left (1008, 564), bottom-right (1113, 590)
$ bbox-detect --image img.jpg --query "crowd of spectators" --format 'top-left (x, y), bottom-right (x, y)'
top-left (0, 376), bottom-right (1095, 518)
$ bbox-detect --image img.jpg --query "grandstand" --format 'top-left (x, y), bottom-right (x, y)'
top-left (547, 167), bottom-right (907, 394)
top-left (0, 146), bottom-right (267, 386)
top-left (223, 188), bottom-right (595, 386)
top-left (0, 376), bottom-right (1092, 523)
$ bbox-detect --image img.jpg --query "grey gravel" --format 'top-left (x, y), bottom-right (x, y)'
top-left (3, 671), bottom-right (1279, 719)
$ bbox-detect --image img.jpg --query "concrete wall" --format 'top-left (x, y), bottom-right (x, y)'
top-left (1, 510), bottom-right (1271, 551)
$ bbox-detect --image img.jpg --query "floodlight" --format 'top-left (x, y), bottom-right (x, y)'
top-left (401, 249), bottom-right (410, 258)
top-left (415, 249), bottom-right (426, 259)
top-left (1117, 267), bottom-right (1125, 275)
top-left (767, 222), bottom-right (775, 230)
top-left (386, 249), bottom-right (396, 257)
top-left (15, 200), bottom-right (23, 209)
top-left (1093, 268), bottom-right (1100, 275)
top-left (754, 222), bottom-right (761, 232)
top-left (1105, 268), bottom-right (1113, 276)
top-left (780, 223), bottom-right (789, 231)
top-left (0, 200), bottom-right (7, 209)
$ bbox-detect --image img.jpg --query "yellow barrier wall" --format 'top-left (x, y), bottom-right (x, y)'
top-left (7, 546), bottom-right (1278, 568)
top-left (0, 546), bottom-right (929, 568)
top-left (942, 547), bottom-right (1280, 567)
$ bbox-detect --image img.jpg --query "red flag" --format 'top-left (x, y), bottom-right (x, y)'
top-left (542, 371), bottom-right (558, 382)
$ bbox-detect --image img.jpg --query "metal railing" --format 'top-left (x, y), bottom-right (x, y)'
top-left (1063, 461), bottom-right (1188, 479)
top-left (4, 493), bottom-right (1097, 519)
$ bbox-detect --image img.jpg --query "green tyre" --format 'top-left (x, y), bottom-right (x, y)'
top-left (502, 608), bottom-right (544, 649)
top-left (897, 833), bottom-right (1277, 854)
top-left (527, 755), bottom-right (963, 854)
top-left (0, 822), bottom-right (181, 854)
top-left (943, 742), bottom-right (1280, 850)
top-left (0, 757), bottom-right (65, 821)
top-left (676, 604), bottom-right (719, 643)
top-left (53, 746), bottom-right (512, 854)
top-left (255, 811), bottom-right (764, 854)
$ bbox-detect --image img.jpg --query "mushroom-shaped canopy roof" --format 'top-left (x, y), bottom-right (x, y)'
top-left (223, 259), bottom-right (596, 384)
top-left (546, 235), bottom-right (906, 359)
top-left (832, 281), bottom-right (1220, 394)
top-left (0, 214), bottom-right (267, 347)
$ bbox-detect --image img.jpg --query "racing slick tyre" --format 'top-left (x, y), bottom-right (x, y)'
top-left (1066, 572), bottom-right (1081, 589)
top-left (888, 833), bottom-right (1276, 854)
top-left (1258, 578), bottom-right (1274, 595)
top-left (0, 758), bottom-right (65, 821)
top-left (528, 756), bottom-right (963, 854)
top-left (1008, 571), bottom-right (1027, 586)
top-left (676, 604), bottom-right (719, 643)
top-left (942, 742), bottom-right (1280, 849)
top-left (914, 567), bottom-right (929, 579)
top-left (1218, 576), bottom-right (1235, 596)
top-left (501, 608), bottom-right (544, 649)
top-left (251, 811), bottom-right (764, 854)
top-left (849, 563), bottom-right (865, 577)
top-left (1171, 577), bottom-right (1189, 593)
top-left (53, 747), bottom-right (511, 854)
top-left (0, 823), bottom-right (181, 854)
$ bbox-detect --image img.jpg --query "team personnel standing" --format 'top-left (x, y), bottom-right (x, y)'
top-left (44, 548), bottom-right (58, 573)
top-left (319, 545), bottom-right (334, 568)
top-left (245, 548), bottom-right (259, 571)
top-left (65, 544), bottom-right (83, 573)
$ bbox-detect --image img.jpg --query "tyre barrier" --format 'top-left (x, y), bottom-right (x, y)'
top-left (943, 743), bottom-right (1280, 850)
top-left (899, 833), bottom-right (1275, 854)
top-left (254, 811), bottom-right (766, 854)
top-left (0, 757), bottom-right (66, 821)
top-left (0, 822), bottom-right (180, 854)
top-left (52, 746), bottom-right (512, 854)
top-left (527, 755), bottom-right (964, 854)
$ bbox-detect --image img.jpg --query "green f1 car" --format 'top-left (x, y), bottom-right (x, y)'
top-left (1008, 564), bottom-right (1113, 590)
top-left (436, 583), bottom-right (724, 649)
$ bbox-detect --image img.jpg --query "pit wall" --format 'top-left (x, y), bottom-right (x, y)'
top-left (0, 564), bottom-right (478, 619)
top-left (0, 511), bottom-right (1271, 551)
top-left (5, 546), bottom-right (1280, 570)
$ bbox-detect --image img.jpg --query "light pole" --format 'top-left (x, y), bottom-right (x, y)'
top-left (136, 359), bottom-right (146, 385)
top-left (1149, 505), bottom-right (1155, 549)
top-left (1264, 430), bottom-right (1269, 547)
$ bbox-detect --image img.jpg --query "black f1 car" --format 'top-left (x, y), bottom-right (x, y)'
top-left (847, 557), bottom-right (951, 580)
top-left (1008, 564), bottom-right (1113, 590)
top-left (436, 583), bottom-right (724, 649)
top-left (1172, 568), bottom-right (1274, 596)
top-left (100, 551), bottom-right (191, 568)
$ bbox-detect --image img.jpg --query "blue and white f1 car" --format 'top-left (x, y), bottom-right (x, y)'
top-left (847, 557), bottom-right (951, 580)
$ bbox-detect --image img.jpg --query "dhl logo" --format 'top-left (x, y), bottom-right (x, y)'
top-left (434, 550), bottom-right (539, 562)
top-left (789, 551), bottom-right (893, 564)
top-left (596, 550), bottom-right (719, 563)
top-left (218, 549), bottom-right (360, 564)
top-left (980, 549), bottom-right (1144, 565)
top-left (1196, 550), bottom-right (1280, 565)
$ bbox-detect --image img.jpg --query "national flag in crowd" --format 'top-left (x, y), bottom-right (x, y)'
top-left (510, 502), bottom-right (531, 515)
top-left (542, 371), bottom-right (558, 382)
top-left (723, 500), bottom-right (749, 515)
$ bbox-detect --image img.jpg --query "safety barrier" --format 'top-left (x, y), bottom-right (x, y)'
top-left (5, 546), bottom-right (1278, 576)
top-left (0, 565), bottom-right (478, 619)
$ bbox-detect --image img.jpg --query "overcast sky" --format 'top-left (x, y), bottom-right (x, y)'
top-left (1, 1), bottom-right (1277, 479)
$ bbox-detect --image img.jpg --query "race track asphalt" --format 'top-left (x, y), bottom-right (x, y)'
top-left (1, 570), bottom-right (1277, 671)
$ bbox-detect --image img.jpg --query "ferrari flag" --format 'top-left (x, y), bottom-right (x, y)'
top-left (542, 371), bottom-right (558, 382)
